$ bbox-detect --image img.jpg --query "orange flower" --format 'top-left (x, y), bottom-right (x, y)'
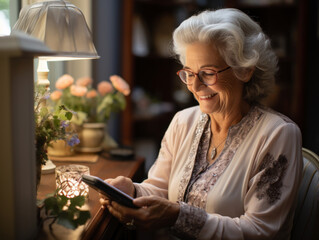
top-left (50, 90), bottom-right (62, 101)
top-left (110, 75), bottom-right (130, 96)
top-left (70, 85), bottom-right (87, 97)
top-left (86, 89), bottom-right (98, 98)
top-left (55, 74), bottom-right (74, 90)
top-left (98, 81), bottom-right (113, 96)
top-left (76, 77), bottom-right (93, 87)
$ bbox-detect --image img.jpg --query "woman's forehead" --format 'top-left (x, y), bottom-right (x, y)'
top-left (184, 42), bottom-right (225, 68)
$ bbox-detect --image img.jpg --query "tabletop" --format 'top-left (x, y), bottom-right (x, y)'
top-left (36, 153), bottom-right (145, 239)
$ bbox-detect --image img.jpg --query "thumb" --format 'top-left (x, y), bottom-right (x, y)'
top-left (104, 178), bottom-right (113, 184)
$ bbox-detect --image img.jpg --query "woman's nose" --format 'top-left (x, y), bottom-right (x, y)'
top-left (191, 74), bottom-right (205, 91)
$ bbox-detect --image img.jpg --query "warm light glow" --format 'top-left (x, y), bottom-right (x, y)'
top-left (55, 165), bottom-right (90, 198)
top-left (40, 56), bottom-right (99, 62)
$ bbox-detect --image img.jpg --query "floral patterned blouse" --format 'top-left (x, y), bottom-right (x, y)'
top-left (135, 105), bottom-right (303, 240)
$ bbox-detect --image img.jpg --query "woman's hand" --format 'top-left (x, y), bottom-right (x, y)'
top-left (105, 195), bottom-right (180, 230)
top-left (99, 176), bottom-right (135, 206)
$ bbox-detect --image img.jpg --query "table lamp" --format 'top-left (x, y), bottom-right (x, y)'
top-left (12, 0), bottom-right (99, 87)
top-left (11, 0), bottom-right (99, 172)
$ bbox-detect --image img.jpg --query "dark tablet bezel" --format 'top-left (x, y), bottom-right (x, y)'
top-left (81, 174), bottom-right (138, 209)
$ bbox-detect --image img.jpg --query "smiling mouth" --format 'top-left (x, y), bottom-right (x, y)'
top-left (199, 93), bottom-right (217, 100)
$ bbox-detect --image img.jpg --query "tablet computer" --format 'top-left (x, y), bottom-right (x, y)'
top-left (81, 174), bottom-right (138, 209)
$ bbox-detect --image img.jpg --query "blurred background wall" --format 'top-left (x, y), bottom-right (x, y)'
top-left (3, 0), bottom-right (319, 165)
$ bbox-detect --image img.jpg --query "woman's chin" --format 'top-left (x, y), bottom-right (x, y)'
top-left (199, 104), bottom-right (218, 115)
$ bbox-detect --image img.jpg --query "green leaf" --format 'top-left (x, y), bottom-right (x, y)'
top-left (58, 111), bottom-right (68, 121)
top-left (70, 196), bottom-right (86, 208)
top-left (57, 195), bottom-right (69, 210)
top-left (57, 212), bottom-right (77, 230)
top-left (39, 106), bottom-right (48, 117)
top-left (97, 95), bottom-right (113, 114)
top-left (65, 111), bottom-right (73, 120)
top-left (76, 211), bottom-right (91, 225)
top-left (44, 196), bottom-right (57, 208)
top-left (53, 116), bottom-right (60, 127)
top-left (71, 111), bottom-right (87, 125)
top-left (44, 197), bottom-right (59, 215)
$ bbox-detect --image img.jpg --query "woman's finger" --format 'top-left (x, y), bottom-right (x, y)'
top-left (104, 178), bottom-right (113, 184)
top-left (99, 197), bottom-right (111, 205)
top-left (133, 195), bottom-right (159, 207)
top-left (107, 203), bottom-right (135, 224)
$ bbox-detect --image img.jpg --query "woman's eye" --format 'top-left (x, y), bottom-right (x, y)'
top-left (201, 71), bottom-right (215, 76)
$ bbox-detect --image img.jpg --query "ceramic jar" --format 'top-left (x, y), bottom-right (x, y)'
top-left (47, 139), bottom-right (75, 156)
top-left (76, 123), bottom-right (105, 153)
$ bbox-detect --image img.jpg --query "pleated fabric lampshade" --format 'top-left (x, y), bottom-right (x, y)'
top-left (12, 0), bottom-right (99, 61)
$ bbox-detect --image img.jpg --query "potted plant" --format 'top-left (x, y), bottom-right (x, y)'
top-left (49, 74), bottom-right (130, 152)
top-left (35, 85), bottom-right (80, 186)
top-left (37, 189), bottom-right (91, 237)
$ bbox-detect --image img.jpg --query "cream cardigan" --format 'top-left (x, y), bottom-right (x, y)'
top-left (135, 106), bottom-right (303, 240)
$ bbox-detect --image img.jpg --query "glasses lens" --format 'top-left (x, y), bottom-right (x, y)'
top-left (179, 70), bottom-right (194, 84)
top-left (199, 70), bottom-right (216, 85)
top-left (178, 69), bottom-right (218, 85)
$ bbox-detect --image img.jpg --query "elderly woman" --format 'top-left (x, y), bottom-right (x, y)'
top-left (100, 8), bottom-right (302, 239)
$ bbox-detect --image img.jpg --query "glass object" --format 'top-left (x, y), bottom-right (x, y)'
top-left (55, 164), bottom-right (90, 198)
top-left (176, 66), bottom-right (231, 86)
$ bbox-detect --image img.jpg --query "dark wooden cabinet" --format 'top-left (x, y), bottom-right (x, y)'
top-left (224, 0), bottom-right (307, 129)
top-left (121, 0), bottom-right (208, 148)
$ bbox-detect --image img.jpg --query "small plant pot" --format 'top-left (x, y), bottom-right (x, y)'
top-left (76, 123), bottom-right (105, 153)
top-left (47, 139), bottom-right (75, 157)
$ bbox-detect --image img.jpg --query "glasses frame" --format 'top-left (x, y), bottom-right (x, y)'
top-left (176, 66), bottom-right (231, 86)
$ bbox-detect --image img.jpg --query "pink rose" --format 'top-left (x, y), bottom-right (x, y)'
top-left (110, 75), bottom-right (130, 96)
top-left (76, 77), bottom-right (93, 87)
top-left (86, 89), bottom-right (98, 98)
top-left (70, 85), bottom-right (87, 97)
top-left (50, 90), bottom-right (62, 101)
top-left (98, 81), bottom-right (113, 96)
top-left (55, 74), bottom-right (74, 90)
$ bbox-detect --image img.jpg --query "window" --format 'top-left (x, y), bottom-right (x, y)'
top-left (0, 0), bottom-right (10, 35)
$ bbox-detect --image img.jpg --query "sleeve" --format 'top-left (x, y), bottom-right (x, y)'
top-left (172, 122), bottom-right (303, 240)
top-left (134, 111), bottom-right (181, 198)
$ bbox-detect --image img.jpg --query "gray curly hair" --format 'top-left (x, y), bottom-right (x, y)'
top-left (173, 8), bottom-right (278, 104)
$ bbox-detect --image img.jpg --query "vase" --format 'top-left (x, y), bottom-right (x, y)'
top-left (76, 123), bottom-right (106, 153)
top-left (47, 139), bottom-right (75, 157)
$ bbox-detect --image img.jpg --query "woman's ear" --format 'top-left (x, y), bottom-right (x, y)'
top-left (241, 67), bottom-right (255, 83)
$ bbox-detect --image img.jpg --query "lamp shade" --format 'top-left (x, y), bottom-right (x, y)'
top-left (12, 0), bottom-right (99, 61)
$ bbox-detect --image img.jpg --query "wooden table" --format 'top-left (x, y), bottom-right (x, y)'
top-left (37, 154), bottom-right (145, 240)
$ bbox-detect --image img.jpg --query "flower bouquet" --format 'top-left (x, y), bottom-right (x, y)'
top-left (35, 85), bottom-right (79, 184)
top-left (49, 74), bottom-right (130, 152)
top-left (50, 74), bottom-right (130, 124)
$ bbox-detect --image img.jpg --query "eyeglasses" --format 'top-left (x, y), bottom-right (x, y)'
top-left (176, 66), bottom-right (231, 86)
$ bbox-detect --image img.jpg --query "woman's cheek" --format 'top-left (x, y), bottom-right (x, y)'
top-left (187, 86), bottom-right (198, 101)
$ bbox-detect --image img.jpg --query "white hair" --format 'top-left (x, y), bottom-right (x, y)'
top-left (173, 8), bottom-right (278, 104)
